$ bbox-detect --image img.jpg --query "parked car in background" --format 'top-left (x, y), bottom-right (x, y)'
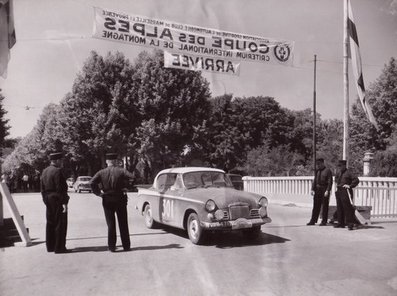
top-left (136, 167), bottom-right (271, 244)
top-left (73, 176), bottom-right (92, 193)
top-left (66, 177), bottom-right (74, 188)
top-left (227, 173), bottom-right (243, 190)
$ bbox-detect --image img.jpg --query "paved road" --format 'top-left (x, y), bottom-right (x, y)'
top-left (1, 192), bottom-right (397, 296)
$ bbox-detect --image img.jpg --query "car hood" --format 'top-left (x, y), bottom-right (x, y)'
top-left (183, 187), bottom-right (262, 208)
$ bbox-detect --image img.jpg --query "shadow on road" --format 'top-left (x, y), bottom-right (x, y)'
top-left (355, 225), bottom-right (384, 230)
top-left (131, 243), bottom-right (183, 251)
top-left (208, 231), bottom-right (290, 249)
top-left (69, 245), bottom-right (110, 253)
top-left (152, 224), bottom-right (290, 248)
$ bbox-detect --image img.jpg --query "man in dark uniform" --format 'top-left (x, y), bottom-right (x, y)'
top-left (334, 160), bottom-right (360, 230)
top-left (41, 152), bottom-right (70, 253)
top-left (90, 153), bottom-right (134, 252)
top-left (307, 158), bottom-right (333, 226)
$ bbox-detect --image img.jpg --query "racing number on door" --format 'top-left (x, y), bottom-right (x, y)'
top-left (162, 199), bottom-right (174, 220)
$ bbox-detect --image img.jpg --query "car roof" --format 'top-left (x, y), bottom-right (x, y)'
top-left (157, 167), bottom-right (225, 175)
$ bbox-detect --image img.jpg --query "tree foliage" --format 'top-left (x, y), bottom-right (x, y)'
top-left (133, 50), bottom-right (211, 178)
top-left (350, 57), bottom-right (397, 175)
top-left (0, 89), bottom-right (10, 158)
top-left (3, 53), bottom-right (396, 180)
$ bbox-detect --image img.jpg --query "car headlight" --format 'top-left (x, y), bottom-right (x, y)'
top-left (205, 199), bottom-right (217, 212)
top-left (214, 209), bottom-right (225, 220)
top-left (258, 197), bottom-right (268, 207)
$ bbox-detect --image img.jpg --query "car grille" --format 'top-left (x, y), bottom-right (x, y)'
top-left (229, 205), bottom-right (250, 219)
top-left (249, 209), bottom-right (261, 219)
top-left (219, 203), bottom-right (261, 220)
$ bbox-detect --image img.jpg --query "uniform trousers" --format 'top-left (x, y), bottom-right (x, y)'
top-left (102, 198), bottom-right (130, 250)
top-left (335, 189), bottom-right (356, 226)
top-left (43, 194), bottom-right (68, 252)
top-left (310, 186), bottom-right (330, 224)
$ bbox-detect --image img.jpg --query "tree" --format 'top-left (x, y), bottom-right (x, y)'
top-left (60, 51), bottom-right (139, 175)
top-left (285, 108), bottom-right (316, 161)
top-left (0, 89), bottom-right (10, 158)
top-left (370, 128), bottom-right (397, 176)
top-left (194, 94), bottom-right (241, 171)
top-left (133, 50), bottom-right (211, 180)
top-left (245, 142), bottom-right (305, 176)
top-left (350, 57), bottom-right (397, 174)
top-left (199, 95), bottom-right (294, 172)
top-left (1, 104), bottom-right (64, 179)
top-left (316, 118), bottom-right (343, 173)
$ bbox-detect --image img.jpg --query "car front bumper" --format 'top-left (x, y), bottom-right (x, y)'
top-left (201, 217), bottom-right (272, 230)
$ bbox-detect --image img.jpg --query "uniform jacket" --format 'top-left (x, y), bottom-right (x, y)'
top-left (335, 168), bottom-right (359, 190)
top-left (90, 166), bottom-right (134, 200)
top-left (40, 165), bottom-right (69, 204)
top-left (311, 167), bottom-right (333, 192)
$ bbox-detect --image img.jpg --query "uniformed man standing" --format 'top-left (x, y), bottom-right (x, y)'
top-left (307, 158), bottom-right (333, 226)
top-left (41, 152), bottom-right (70, 253)
top-left (90, 153), bottom-right (134, 252)
top-left (334, 160), bottom-right (360, 230)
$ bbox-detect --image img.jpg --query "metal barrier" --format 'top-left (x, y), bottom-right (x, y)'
top-left (243, 176), bottom-right (397, 220)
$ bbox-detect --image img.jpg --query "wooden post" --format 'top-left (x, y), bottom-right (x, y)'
top-left (0, 183), bottom-right (32, 246)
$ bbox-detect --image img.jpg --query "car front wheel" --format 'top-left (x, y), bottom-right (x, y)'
top-left (144, 204), bottom-right (156, 229)
top-left (187, 213), bottom-right (205, 244)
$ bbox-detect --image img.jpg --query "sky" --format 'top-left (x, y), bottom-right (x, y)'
top-left (0, 0), bottom-right (396, 138)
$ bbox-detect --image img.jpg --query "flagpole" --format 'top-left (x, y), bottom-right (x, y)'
top-left (343, 0), bottom-right (349, 163)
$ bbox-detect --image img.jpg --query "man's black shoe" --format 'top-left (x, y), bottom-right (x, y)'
top-left (319, 223), bottom-right (327, 226)
top-left (348, 224), bottom-right (355, 230)
top-left (306, 222), bottom-right (315, 226)
top-left (334, 224), bottom-right (345, 228)
top-left (109, 247), bottom-right (116, 252)
top-left (123, 247), bottom-right (131, 252)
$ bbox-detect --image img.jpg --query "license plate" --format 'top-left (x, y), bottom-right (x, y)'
top-left (232, 218), bottom-right (252, 230)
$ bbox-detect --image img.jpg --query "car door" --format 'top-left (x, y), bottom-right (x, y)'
top-left (162, 174), bottom-right (186, 228)
top-left (156, 173), bottom-right (178, 225)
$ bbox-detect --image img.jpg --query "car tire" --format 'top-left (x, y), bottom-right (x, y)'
top-left (144, 204), bottom-right (157, 229)
top-left (243, 226), bottom-right (261, 239)
top-left (187, 213), bottom-right (205, 245)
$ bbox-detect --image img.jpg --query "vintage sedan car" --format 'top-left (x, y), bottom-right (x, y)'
top-left (136, 167), bottom-right (271, 244)
top-left (73, 176), bottom-right (92, 193)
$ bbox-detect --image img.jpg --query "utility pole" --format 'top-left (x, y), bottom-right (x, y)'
top-left (313, 54), bottom-right (317, 178)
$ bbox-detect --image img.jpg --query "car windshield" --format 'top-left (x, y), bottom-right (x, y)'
top-left (183, 171), bottom-right (233, 189)
top-left (79, 177), bottom-right (91, 182)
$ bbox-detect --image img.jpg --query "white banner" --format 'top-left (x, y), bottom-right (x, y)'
top-left (163, 51), bottom-right (240, 75)
top-left (92, 7), bottom-right (294, 69)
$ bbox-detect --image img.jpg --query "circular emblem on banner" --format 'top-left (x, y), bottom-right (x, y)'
top-left (274, 44), bottom-right (291, 62)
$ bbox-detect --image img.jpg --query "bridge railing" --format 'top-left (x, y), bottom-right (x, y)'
top-left (243, 176), bottom-right (397, 220)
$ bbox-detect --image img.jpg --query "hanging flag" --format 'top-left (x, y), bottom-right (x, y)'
top-left (347, 0), bottom-right (378, 129)
top-left (0, 0), bottom-right (16, 78)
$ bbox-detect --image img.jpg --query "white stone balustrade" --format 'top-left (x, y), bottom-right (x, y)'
top-left (243, 176), bottom-right (397, 220)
